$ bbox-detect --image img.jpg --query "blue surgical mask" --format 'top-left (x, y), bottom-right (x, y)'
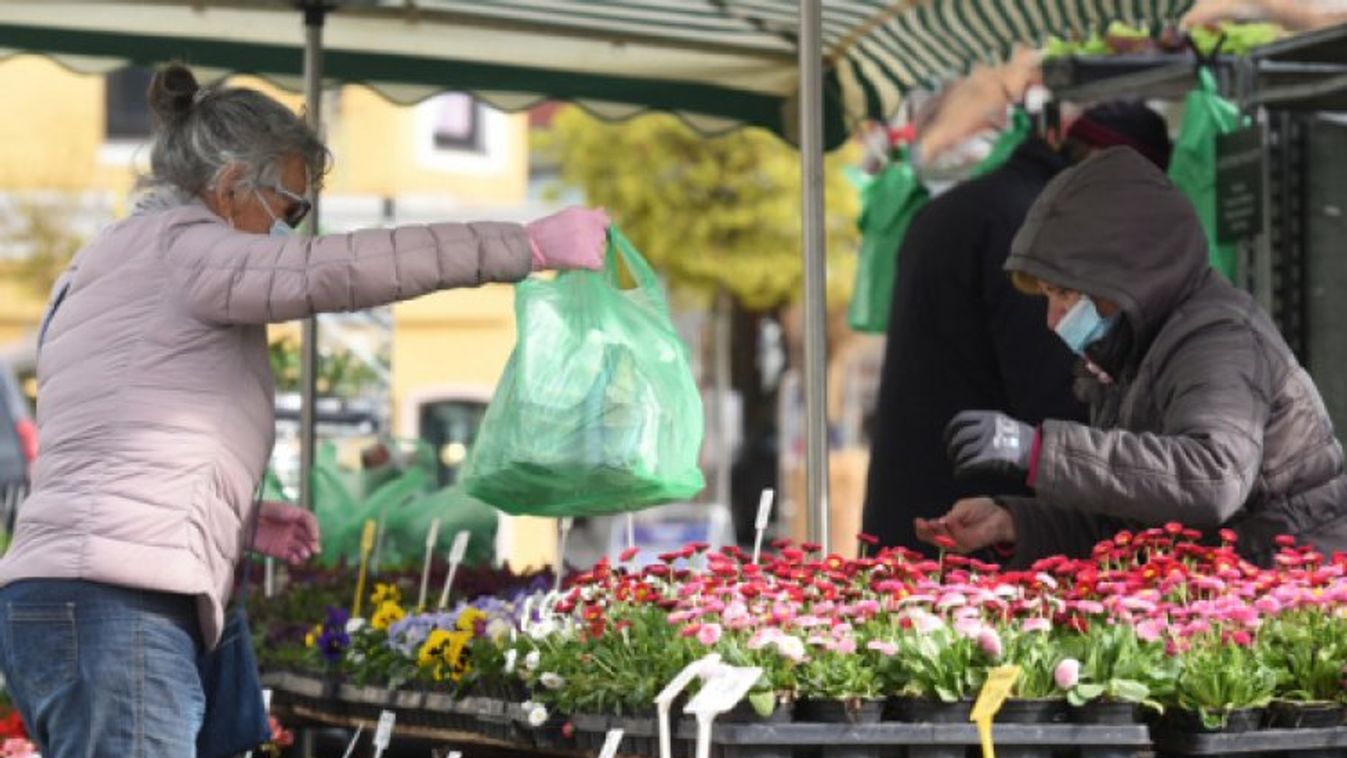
top-left (1054, 297), bottom-right (1116, 356)
top-left (254, 188), bottom-right (302, 238)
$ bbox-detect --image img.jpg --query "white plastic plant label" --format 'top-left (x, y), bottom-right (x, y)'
top-left (373, 709), bottom-right (396, 749)
top-left (598, 728), bottom-right (626, 758)
top-left (437, 532), bottom-right (472, 611)
top-left (449, 529), bottom-right (470, 564)
top-left (752, 489), bottom-right (775, 564)
top-left (425, 517), bottom-right (442, 551)
top-left (418, 517), bottom-right (441, 610)
top-left (656, 653), bottom-right (722, 706)
top-left (554, 517), bottom-right (574, 592)
top-left (684, 666), bottom-right (763, 715)
top-left (657, 654), bottom-right (722, 758)
top-left (755, 488), bottom-right (775, 530)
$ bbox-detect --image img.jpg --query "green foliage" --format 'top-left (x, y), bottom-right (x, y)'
top-left (1176, 634), bottom-right (1277, 729)
top-left (1060, 622), bottom-right (1180, 711)
top-left (896, 624), bottom-right (991, 702)
top-left (1259, 611), bottom-right (1347, 703)
top-left (536, 108), bottom-right (860, 311)
top-left (523, 605), bottom-right (697, 715)
top-left (268, 334), bottom-right (383, 397)
top-left (3, 198), bottom-right (85, 298)
top-left (1003, 628), bottom-right (1062, 700)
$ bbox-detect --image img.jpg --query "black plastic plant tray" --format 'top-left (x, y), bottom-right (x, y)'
top-left (673, 722), bottom-right (1152, 748)
top-left (1153, 726), bottom-right (1347, 755)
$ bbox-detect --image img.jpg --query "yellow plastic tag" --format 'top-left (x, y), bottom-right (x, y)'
top-left (352, 519), bottom-right (378, 617)
top-left (970, 665), bottom-right (1021, 758)
top-left (360, 519), bottom-right (378, 554)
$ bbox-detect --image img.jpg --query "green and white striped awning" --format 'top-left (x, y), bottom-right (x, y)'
top-left (0, 1), bottom-right (1197, 146)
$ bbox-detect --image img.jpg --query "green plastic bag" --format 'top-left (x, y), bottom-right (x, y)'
top-left (376, 485), bottom-right (497, 567)
top-left (286, 439), bottom-right (497, 567)
top-left (461, 227), bottom-right (705, 516)
top-left (846, 146), bottom-right (930, 333)
top-left (972, 107), bottom-right (1032, 178)
top-left (1169, 68), bottom-right (1244, 282)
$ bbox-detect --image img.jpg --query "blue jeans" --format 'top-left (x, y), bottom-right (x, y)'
top-left (0, 579), bottom-right (205, 757)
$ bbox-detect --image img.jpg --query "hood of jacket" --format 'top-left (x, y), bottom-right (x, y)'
top-left (1004, 146), bottom-right (1211, 356)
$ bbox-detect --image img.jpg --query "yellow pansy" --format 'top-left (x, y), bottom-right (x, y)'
top-left (371, 600), bottom-right (406, 631)
top-left (456, 607), bottom-right (487, 633)
top-left (304, 623), bottom-right (322, 648)
top-left (417, 629), bottom-right (473, 682)
top-left (371, 582), bottom-right (402, 607)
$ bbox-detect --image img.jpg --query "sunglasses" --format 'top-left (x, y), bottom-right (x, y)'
top-left (259, 183), bottom-right (313, 228)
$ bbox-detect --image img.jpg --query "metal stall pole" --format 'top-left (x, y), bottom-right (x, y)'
top-left (798, 0), bottom-right (830, 548)
top-left (295, 6), bottom-right (331, 753)
top-left (298, 0), bottom-right (329, 511)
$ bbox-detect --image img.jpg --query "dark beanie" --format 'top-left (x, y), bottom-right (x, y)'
top-left (1067, 100), bottom-right (1172, 170)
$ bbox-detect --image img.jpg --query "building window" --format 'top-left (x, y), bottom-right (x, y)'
top-left (428, 93), bottom-right (483, 153)
top-left (414, 93), bottom-right (508, 175)
top-left (105, 67), bottom-right (154, 141)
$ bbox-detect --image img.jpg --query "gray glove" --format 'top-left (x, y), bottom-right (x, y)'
top-left (944, 410), bottom-right (1036, 479)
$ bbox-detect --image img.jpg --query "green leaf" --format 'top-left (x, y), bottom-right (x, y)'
top-left (748, 690), bottom-right (777, 718)
top-left (1110, 680), bottom-right (1150, 703)
top-left (1074, 683), bottom-right (1106, 702)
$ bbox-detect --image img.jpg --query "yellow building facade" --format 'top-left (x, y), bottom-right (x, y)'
top-left (0, 54), bottom-right (557, 568)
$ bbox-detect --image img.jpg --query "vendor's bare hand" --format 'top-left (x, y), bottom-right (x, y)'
top-left (253, 500), bottom-right (322, 565)
top-left (915, 497), bottom-right (1014, 554)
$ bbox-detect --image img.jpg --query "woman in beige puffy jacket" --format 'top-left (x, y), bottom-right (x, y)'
top-left (0, 63), bottom-right (608, 757)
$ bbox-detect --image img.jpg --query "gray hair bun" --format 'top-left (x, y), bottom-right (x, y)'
top-left (147, 63), bottom-right (200, 126)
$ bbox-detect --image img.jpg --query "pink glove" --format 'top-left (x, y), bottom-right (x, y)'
top-left (252, 500), bottom-right (322, 565)
top-left (525, 206), bottom-right (610, 271)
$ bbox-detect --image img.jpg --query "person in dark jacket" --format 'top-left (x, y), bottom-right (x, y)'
top-left (861, 101), bottom-right (1172, 550)
top-left (920, 147), bottom-right (1347, 567)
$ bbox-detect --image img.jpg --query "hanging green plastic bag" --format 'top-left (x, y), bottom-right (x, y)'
top-left (972, 107), bottom-right (1032, 178)
top-left (461, 227), bottom-right (705, 516)
top-left (847, 146), bottom-right (930, 333)
top-left (1169, 68), bottom-right (1244, 282)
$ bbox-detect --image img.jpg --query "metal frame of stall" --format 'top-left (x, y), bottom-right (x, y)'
top-left (1042, 23), bottom-right (1347, 366)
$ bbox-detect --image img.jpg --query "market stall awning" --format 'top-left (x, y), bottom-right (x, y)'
top-left (0, 0), bottom-right (1197, 148)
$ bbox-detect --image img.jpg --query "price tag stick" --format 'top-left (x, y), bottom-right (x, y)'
top-left (352, 519), bottom-right (377, 618)
top-left (338, 725), bottom-right (363, 758)
top-left (655, 654), bottom-right (722, 758)
top-left (598, 728), bottom-right (625, 758)
top-left (436, 530), bottom-right (471, 611)
top-left (970, 665), bottom-right (1021, 758)
top-left (370, 511), bottom-right (388, 575)
top-left (553, 517), bottom-right (573, 593)
top-left (417, 517), bottom-right (441, 612)
top-left (752, 489), bottom-right (775, 564)
top-left (263, 556), bottom-right (275, 599)
top-left (626, 513), bottom-right (636, 552)
top-left (695, 713), bottom-right (714, 758)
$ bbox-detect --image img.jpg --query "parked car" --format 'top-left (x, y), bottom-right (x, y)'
top-left (0, 358), bottom-right (35, 533)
